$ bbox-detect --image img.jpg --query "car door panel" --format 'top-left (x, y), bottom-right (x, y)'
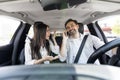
top-left (0, 44), bottom-right (13, 66)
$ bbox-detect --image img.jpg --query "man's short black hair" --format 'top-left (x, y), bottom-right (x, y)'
top-left (65, 18), bottom-right (78, 28)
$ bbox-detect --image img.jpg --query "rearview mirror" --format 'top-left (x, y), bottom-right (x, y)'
top-left (39, 0), bottom-right (87, 11)
top-left (68, 0), bottom-right (87, 7)
top-left (40, 0), bottom-right (68, 11)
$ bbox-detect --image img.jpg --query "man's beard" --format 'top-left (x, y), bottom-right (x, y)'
top-left (68, 29), bottom-right (77, 36)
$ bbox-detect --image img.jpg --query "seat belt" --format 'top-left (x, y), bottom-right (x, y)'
top-left (74, 35), bottom-right (88, 63)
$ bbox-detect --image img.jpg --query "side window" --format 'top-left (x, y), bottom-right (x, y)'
top-left (98, 15), bottom-right (120, 42)
top-left (0, 15), bottom-right (20, 46)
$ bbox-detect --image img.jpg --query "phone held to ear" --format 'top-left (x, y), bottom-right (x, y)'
top-left (63, 31), bottom-right (69, 37)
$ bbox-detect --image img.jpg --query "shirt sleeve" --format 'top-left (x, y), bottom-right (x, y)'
top-left (91, 35), bottom-right (113, 57)
top-left (58, 39), bottom-right (68, 62)
top-left (24, 37), bottom-right (36, 65)
top-left (49, 40), bottom-right (60, 54)
top-left (91, 35), bottom-right (105, 48)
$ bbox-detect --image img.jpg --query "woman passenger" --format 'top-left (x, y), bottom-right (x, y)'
top-left (24, 21), bottom-right (59, 65)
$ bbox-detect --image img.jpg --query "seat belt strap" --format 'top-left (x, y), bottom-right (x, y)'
top-left (74, 35), bottom-right (88, 63)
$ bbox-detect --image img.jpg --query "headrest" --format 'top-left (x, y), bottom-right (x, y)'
top-left (78, 23), bottom-right (84, 34)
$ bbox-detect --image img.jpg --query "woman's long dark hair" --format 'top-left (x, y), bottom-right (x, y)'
top-left (30, 21), bottom-right (50, 59)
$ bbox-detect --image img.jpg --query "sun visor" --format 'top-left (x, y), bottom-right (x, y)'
top-left (40, 0), bottom-right (68, 11)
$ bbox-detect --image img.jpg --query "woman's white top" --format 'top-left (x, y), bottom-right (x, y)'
top-left (24, 37), bottom-right (59, 65)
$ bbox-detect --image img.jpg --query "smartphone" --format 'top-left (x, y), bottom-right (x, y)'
top-left (67, 31), bottom-right (70, 36)
top-left (63, 31), bottom-right (69, 37)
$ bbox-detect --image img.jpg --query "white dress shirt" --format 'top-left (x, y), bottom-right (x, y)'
top-left (24, 37), bottom-right (59, 65)
top-left (59, 34), bottom-right (111, 64)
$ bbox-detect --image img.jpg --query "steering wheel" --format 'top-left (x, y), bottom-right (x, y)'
top-left (87, 38), bottom-right (120, 66)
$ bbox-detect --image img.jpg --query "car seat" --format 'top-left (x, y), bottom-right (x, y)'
top-left (78, 23), bottom-right (84, 34)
